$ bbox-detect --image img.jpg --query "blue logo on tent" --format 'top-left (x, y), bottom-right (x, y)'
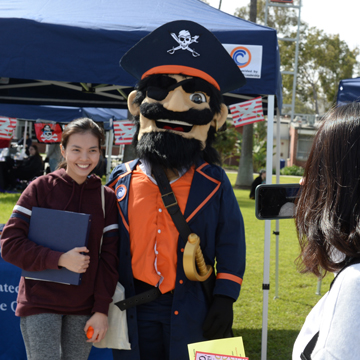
top-left (230, 46), bottom-right (252, 68)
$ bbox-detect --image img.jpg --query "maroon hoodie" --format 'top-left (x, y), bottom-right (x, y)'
top-left (0, 169), bottom-right (119, 317)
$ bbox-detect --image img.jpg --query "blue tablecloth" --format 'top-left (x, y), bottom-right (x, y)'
top-left (0, 254), bottom-right (113, 359)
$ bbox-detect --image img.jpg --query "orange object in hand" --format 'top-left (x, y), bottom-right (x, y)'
top-left (86, 326), bottom-right (94, 339)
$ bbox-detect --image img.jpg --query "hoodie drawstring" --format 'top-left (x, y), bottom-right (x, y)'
top-left (64, 181), bottom-right (76, 210)
top-left (78, 183), bottom-right (86, 212)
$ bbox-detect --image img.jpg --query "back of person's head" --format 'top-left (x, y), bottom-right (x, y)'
top-left (58, 117), bottom-right (105, 170)
top-left (296, 102), bottom-right (360, 277)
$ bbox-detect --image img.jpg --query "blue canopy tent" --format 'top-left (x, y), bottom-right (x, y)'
top-left (337, 77), bottom-right (360, 105)
top-left (0, 1), bottom-right (282, 359)
top-left (0, 0), bottom-right (282, 111)
top-left (0, 104), bottom-right (128, 129)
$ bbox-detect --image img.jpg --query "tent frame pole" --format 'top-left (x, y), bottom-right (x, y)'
top-left (261, 94), bottom-right (275, 360)
top-left (274, 110), bottom-right (281, 299)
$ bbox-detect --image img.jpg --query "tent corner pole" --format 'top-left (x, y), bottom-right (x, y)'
top-left (274, 109), bottom-right (281, 299)
top-left (106, 129), bottom-right (113, 183)
top-left (21, 120), bottom-right (28, 158)
top-left (261, 95), bottom-right (275, 360)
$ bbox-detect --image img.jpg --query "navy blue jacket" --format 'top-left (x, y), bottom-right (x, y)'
top-left (108, 159), bottom-right (246, 360)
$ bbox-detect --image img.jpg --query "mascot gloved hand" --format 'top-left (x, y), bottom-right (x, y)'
top-left (203, 295), bottom-right (234, 339)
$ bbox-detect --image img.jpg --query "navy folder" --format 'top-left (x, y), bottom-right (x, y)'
top-left (21, 207), bottom-right (92, 285)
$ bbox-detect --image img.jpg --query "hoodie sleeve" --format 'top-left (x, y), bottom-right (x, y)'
top-left (0, 179), bottom-right (63, 271)
top-left (92, 186), bottom-right (119, 315)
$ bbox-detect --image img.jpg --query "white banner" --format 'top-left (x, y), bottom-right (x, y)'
top-left (229, 97), bottom-right (265, 127)
top-left (0, 116), bottom-right (17, 140)
top-left (223, 44), bottom-right (263, 79)
top-left (113, 120), bottom-right (136, 145)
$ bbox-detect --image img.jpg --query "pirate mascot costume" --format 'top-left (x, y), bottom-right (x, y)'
top-left (108, 20), bottom-right (246, 360)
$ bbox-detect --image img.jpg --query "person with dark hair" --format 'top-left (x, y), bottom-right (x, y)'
top-left (108, 20), bottom-right (246, 360)
top-left (293, 102), bottom-right (360, 360)
top-left (7, 144), bottom-right (44, 189)
top-left (1, 117), bottom-right (119, 359)
top-left (249, 169), bottom-right (266, 199)
top-left (17, 133), bottom-right (32, 156)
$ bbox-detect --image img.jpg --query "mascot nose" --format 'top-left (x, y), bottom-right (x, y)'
top-left (163, 88), bottom-right (190, 112)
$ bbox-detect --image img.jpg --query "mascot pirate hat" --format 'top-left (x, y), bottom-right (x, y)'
top-left (120, 20), bottom-right (246, 94)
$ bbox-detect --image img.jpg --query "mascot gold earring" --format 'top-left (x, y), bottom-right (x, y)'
top-left (108, 20), bottom-right (246, 360)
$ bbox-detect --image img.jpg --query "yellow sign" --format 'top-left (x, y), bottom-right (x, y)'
top-left (188, 336), bottom-right (246, 360)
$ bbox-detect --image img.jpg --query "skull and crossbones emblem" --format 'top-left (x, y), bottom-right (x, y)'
top-left (41, 124), bottom-right (59, 142)
top-left (167, 30), bottom-right (200, 57)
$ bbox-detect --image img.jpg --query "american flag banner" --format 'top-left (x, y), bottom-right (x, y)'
top-left (229, 97), bottom-right (265, 127)
top-left (0, 116), bottom-right (17, 139)
top-left (113, 120), bottom-right (136, 145)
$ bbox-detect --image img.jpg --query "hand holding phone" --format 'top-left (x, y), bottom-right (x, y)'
top-left (255, 183), bottom-right (301, 220)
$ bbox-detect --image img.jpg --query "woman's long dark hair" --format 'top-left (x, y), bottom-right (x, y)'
top-left (295, 102), bottom-right (360, 277)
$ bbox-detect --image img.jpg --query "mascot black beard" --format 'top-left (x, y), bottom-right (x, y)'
top-left (108, 20), bottom-right (247, 360)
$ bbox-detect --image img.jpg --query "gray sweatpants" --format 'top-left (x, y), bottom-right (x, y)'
top-left (20, 313), bottom-right (93, 360)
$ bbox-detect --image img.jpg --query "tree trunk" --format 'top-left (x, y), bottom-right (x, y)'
top-left (235, 123), bottom-right (254, 189)
top-left (249, 0), bottom-right (257, 22)
top-left (123, 144), bottom-right (137, 163)
top-left (235, 0), bottom-right (257, 189)
top-left (312, 83), bottom-right (319, 115)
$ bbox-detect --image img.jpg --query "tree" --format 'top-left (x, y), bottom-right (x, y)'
top-left (252, 120), bottom-right (268, 172)
top-left (235, 0), bottom-right (359, 114)
top-left (234, 0), bottom-right (257, 189)
top-left (298, 29), bottom-right (358, 109)
top-left (213, 122), bottom-right (241, 165)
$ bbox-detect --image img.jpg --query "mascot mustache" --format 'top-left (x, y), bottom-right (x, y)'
top-left (139, 102), bottom-right (214, 126)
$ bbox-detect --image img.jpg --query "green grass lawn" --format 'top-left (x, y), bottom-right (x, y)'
top-left (0, 192), bottom-right (21, 223)
top-left (0, 173), bottom-right (332, 360)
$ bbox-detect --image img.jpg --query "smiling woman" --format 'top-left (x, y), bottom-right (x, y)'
top-left (0, 117), bottom-right (119, 360)
top-left (58, 118), bottom-right (104, 185)
top-left (60, 132), bottom-right (101, 184)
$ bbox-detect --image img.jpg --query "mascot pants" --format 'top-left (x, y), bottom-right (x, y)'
top-left (135, 281), bottom-right (173, 360)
